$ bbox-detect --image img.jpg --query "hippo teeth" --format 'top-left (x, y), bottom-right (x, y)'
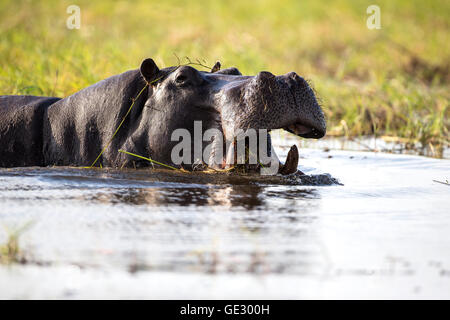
top-left (279, 144), bottom-right (299, 175)
top-left (224, 140), bottom-right (237, 167)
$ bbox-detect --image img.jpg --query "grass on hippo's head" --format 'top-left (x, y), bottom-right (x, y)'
top-left (85, 56), bottom-right (214, 169)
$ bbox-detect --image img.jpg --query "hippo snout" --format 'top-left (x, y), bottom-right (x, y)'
top-left (220, 69), bottom-right (326, 140)
top-left (279, 72), bottom-right (326, 139)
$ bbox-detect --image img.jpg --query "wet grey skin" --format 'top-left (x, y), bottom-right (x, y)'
top-left (0, 58), bottom-right (326, 174)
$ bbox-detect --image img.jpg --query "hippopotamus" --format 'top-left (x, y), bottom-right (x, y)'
top-left (0, 58), bottom-right (326, 175)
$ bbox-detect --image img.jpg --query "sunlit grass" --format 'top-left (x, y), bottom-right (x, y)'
top-left (0, 0), bottom-right (448, 156)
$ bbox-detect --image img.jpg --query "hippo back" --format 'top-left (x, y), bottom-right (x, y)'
top-left (0, 95), bottom-right (61, 167)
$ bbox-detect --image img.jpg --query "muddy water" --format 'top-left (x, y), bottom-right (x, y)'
top-left (0, 134), bottom-right (449, 299)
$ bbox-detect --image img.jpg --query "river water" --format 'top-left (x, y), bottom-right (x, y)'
top-left (0, 133), bottom-right (449, 299)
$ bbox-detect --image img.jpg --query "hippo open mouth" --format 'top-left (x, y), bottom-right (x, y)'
top-left (285, 120), bottom-right (326, 138)
top-left (211, 67), bottom-right (326, 175)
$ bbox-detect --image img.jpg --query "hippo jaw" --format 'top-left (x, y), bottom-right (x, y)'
top-left (214, 69), bottom-right (326, 174)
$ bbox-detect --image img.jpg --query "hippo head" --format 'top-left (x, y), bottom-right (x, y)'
top-left (138, 58), bottom-right (326, 175)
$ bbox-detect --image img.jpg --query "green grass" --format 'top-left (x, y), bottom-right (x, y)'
top-left (0, 0), bottom-right (448, 156)
top-left (0, 222), bottom-right (32, 265)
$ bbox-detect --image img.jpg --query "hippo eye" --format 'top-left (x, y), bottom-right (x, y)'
top-left (175, 74), bottom-right (189, 85)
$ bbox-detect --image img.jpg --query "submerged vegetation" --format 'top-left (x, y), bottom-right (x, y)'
top-left (0, 0), bottom-right (448, 157)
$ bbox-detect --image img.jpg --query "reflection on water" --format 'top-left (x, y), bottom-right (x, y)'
top-left (89, 185), bottom-right (318, 210)
top-left (0, 167), bottom-right (323, 276)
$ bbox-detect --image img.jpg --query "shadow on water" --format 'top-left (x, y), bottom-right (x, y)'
top-left (89, 184), bottom-right (320, 211)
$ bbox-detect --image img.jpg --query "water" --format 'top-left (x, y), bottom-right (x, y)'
top-left (0, 134), bottom-right (449, 299)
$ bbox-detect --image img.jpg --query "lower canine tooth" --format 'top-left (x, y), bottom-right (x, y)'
top-left (279, 144), bottom-right (299, 175)
top-left (225, 140), bottom-right (236, 167)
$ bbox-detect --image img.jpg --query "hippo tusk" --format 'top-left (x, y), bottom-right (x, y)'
top-left (279, 144), bottom-right (300, 175)
top-left (224, 139), bottom-right (237, 167)
top-left (211, 61), bottom-right (221, 73)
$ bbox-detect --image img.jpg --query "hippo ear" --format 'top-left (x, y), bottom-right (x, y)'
top-left (211, 61), bottom-right (221, 73)
top-left (140, 58), bottom-right (160, 83)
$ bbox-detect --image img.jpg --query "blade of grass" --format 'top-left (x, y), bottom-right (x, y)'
top-left (87, 82), bottom-right (150, 168)
top-left (433, 179), bottom-right (450, 186)
top-left (118, 149), bottom-right (181, 171)
top-left (86, 58), bottom-right (213, 169)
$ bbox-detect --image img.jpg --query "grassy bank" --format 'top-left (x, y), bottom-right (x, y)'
top-left (0, 0), bottom-right (448, 156)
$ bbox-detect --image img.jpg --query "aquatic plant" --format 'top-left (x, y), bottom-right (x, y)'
top-left (0, 222), bottom-right (33, 265)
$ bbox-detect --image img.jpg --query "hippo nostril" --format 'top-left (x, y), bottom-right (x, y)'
top-left (287, 72), bottom-right (302, 82)
top-left (287, 72), bottom-right (296, 78)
